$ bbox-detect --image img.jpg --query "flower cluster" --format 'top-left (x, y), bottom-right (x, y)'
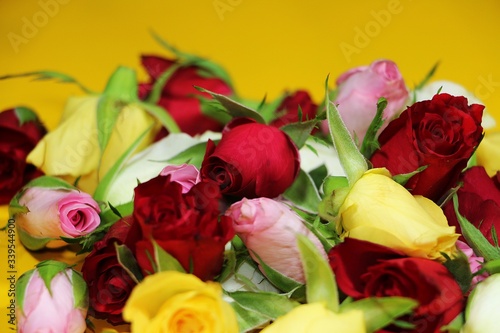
top-left (4, 35), bottom-right (500, 333)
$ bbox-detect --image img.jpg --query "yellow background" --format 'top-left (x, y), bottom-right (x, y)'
top-left (1, 1), bottom-right (500, 332)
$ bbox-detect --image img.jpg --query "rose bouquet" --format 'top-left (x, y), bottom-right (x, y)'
top-left (2, 33), bottom-right (500, 333)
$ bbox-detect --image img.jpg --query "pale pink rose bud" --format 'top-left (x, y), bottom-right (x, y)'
top-left (321, 59), bottom-right (409, 143)
top-left (14, 185), bottom-right (100, 250)
top-left (16, 261), bottom-right (88, 333)
top-left (160, 163), bottom-right (201, 193)
top-left (225, 197), bottom-right (328, 283)
top-left (456, 240), bottom-right (488, 287)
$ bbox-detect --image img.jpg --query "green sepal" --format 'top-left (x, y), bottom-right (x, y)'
top-left (72, 270), bottom-right (89, 309)
top-left (14, 106), bottom-right (39, 125)
top-left (303, 216), bottom-right (340, 252)
top-left (152, 240), bottom-right (186, 273)
top-left (146, 62), bottom-right (182, 105)
top-left (280, 116), bottom-right (321, 149)
top-left (18, 227), bottom-right (53, 251)
top-left (195, 86), bottom-right (265, 124)
top-left (481, 258), bottom-right (500, 274)
top-left (340, 297), bottom-right (418, 333)
top-left (441, 251), bottom-right (472, 294)
top-left (297, 234), bottom-right (339, 312)
top-left (392, 166), bottom-right (428, 186)
top-left (198, 96), bottom-right (233, 124)
top-left (439, 313), bottom-right (464, 333)
top-left (35, 260), bottom-right (73, 295)
top-left (324, 75), bottom-right (368, 186)
top-left (150, 30), bottom-right (234, 88)
top-left (283, 169), bottom-right (321, 214)
top-left (411, 61), bottom-right (440, 103)
top-left (251, 251), bottom-right (304, 296)
top-left (322, 175), bottom-right (349, 195)
top-left (93, 125), bottom-right (153, 201)
top-left (257, 93), bottom-right (288, 124)
top-left (16, 269), bottom-right (35, 314)
top-left (0, 70), bottom-right (95, 94)
top-left (308, 164), bottom-right (328, 190)
top-left (137, 100), bottom-right (181, 134)
top-left (452, 195), bottom-right (500, 261)
top-left (100, 202), bottom-right (133, 226)
top-left (360, 97), bottom-right (387, 159)
top-left (228, 291), bottom-right (300, 324)
top-left (115, 243), bottom-right (143, 283)
top-left (216, 248), bottom-right (237, 283)
top-left (167, 141), bottom-right (217, 169)
top-left (230, 301), bottom-right (271, 333)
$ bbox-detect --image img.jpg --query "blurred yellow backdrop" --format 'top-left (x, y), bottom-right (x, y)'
top-left (1, 0), bottom-right (500, 332)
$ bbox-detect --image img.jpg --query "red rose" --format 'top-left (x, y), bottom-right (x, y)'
top-left (329, 238), bottom-right (464, 333)
top-left (370, 93), bottom-right (484, 201)
top-left (270, 90), bottom-right (318, 128)
top-left (81, 217), bottom-right (137, 325)
top-left (132, 175), bottom-right (234, 281)
top-left (0, 107), bottom-right (46, 204)
top-left (200, 118), bottom-right (300, 198)
top-left (139, 55), bottom-right (232, 136)
top-left (443, 166), bottom-right (500, 245)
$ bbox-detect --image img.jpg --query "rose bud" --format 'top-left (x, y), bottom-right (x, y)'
top-left (201, 117), bottom-right (300, 199)
top-left (370, 93), bottom-right (484, 202)
top-left (270, 90), bottom-right (319, 128)
top-left (456, 240), bottom-right (488, 287)
top-left (0, 107), bottom-right (46, 205)
top-left (139, 55), bottom-right (232, 136)
top-left (225, 197), bottom-right (328, 284)
top-left (10, 176), bottom-right (101, 250)
top-left (16, 260), bottom-right (89, 333)
top-left (160, 163), bottom-right (201, 193)
top-left (321, 59), bottom-right (409, 143)
top-left (462, 274), bottom-right (500, 333)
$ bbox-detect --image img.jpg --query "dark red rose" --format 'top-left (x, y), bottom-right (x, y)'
top-left (81, 217), bottom-right (137, 325)
top-left (370, 93), bottom-right (484, 201)
top-left (139, 55), bottom-right (232, 136)
top-left (132, 175), bottom-right (234, 281)
top-left (200, 117), bottom-right (300, 199)
top-left (443, 166), bottom-right (500, 245)
top-left (0, 107), bottom-right (46, 204)
top-left (329, 238), bottom-right (464, 333)
top-left (270, 90), bottom-right (318, 128)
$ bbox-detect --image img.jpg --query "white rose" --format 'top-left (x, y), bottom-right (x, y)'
top-left (462, 273), bottom-right (500, 333)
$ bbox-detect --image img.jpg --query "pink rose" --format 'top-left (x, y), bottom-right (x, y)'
top-left (225, 197), bottom-right (327, 284)
top-left (160, 164), bottom-right (201, 193)
top-left (15, 183), bottom-right (101, 250)
top-left (456, 240), bottom-right (488, 288)
top-left (322, 59), bottom-right (409, 142)
top-left (16, 261), bottom-right (88, 333)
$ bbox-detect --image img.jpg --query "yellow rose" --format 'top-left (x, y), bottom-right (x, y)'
top-left (476, 131), bottom-right (500, 177)
top-left (260, 303), bottom-right (365, 333)
top-left (337, 168), bottom-right (458, 260)
top-left (123, 271), bottom-right (238, 333)
top-left (27, 95), bottom-right (158, 194)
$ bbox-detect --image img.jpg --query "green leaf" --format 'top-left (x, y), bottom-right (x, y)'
top-left (228, 291), bottom-right (300, 320)
top-left (308, 164), bottom-right (328, 190)
top-left (195, 86), bottom-right (265, 123)
top-left (258, 93), bottom-right (287, 124)
top-left (100, 202), bottom-right (134, 226)
top-left (283, 169), bottom-right (321, 214)
top-left (0, 70), bottom-right (95, 94)
top-left (93, 125), bottom-right (153, 201)
top-left (303, 217), bottom-right (340, 252)
top-left (324, 75), bottom-right (368, 186)
top-left (14, 106), bottom-right (38, 125)
top-left (167, 141), bottom-right (215, 169)
top-left (340, 297), bottom-right (418, 333)
top-left (280, 117), bottom-right (321, 149)
top-left (442, 251), bottom-right (472, 294)
top-left (322, 175), bottom-right (349, 195)
top-left (115, 243), bottom-right (144, 283)
top-left (137, 101), bottom-right (181, 134)
top-left (360, 97), bottom-right (387, 159)
top-left (198, 97), bottom-right (233, 124)
top-left (296, 234), bottom-right (338, 312)
top-left (230, 301), bottom-right (271, 333)
top-left (440, 313), bottom-right (464, 333)
top-left (152, 241), bottom-right (186, 273)
top-left (453, 194), bottom-right (500, 261)
top-left (16, 269), bottom-right (35, 314)
top-left (482, 258), bottom-right (500, 274)
top-left (392, 166), bottom-right (428, 186)
top-left (72, 271), bottom-right (89, 309)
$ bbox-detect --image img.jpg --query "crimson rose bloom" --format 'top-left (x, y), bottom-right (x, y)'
top-left (81, 217), bottom-right (137, 325)
top-left (132, 175), bottom-right (234, 281)
top-left (443, 166), bottom-right (500, 245)
top-left (201, 118), bottom-right (300, 198)
top-left (329, 238), bottom-right (464, 333)
top-left (139, 55), bottom-right (232, 136)
top-left (370, 93), bottom-right (484, 201)
top-left (270, 90), bottom-right (318, 128)
top-left (0, 107), bottom-right (46, 204)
